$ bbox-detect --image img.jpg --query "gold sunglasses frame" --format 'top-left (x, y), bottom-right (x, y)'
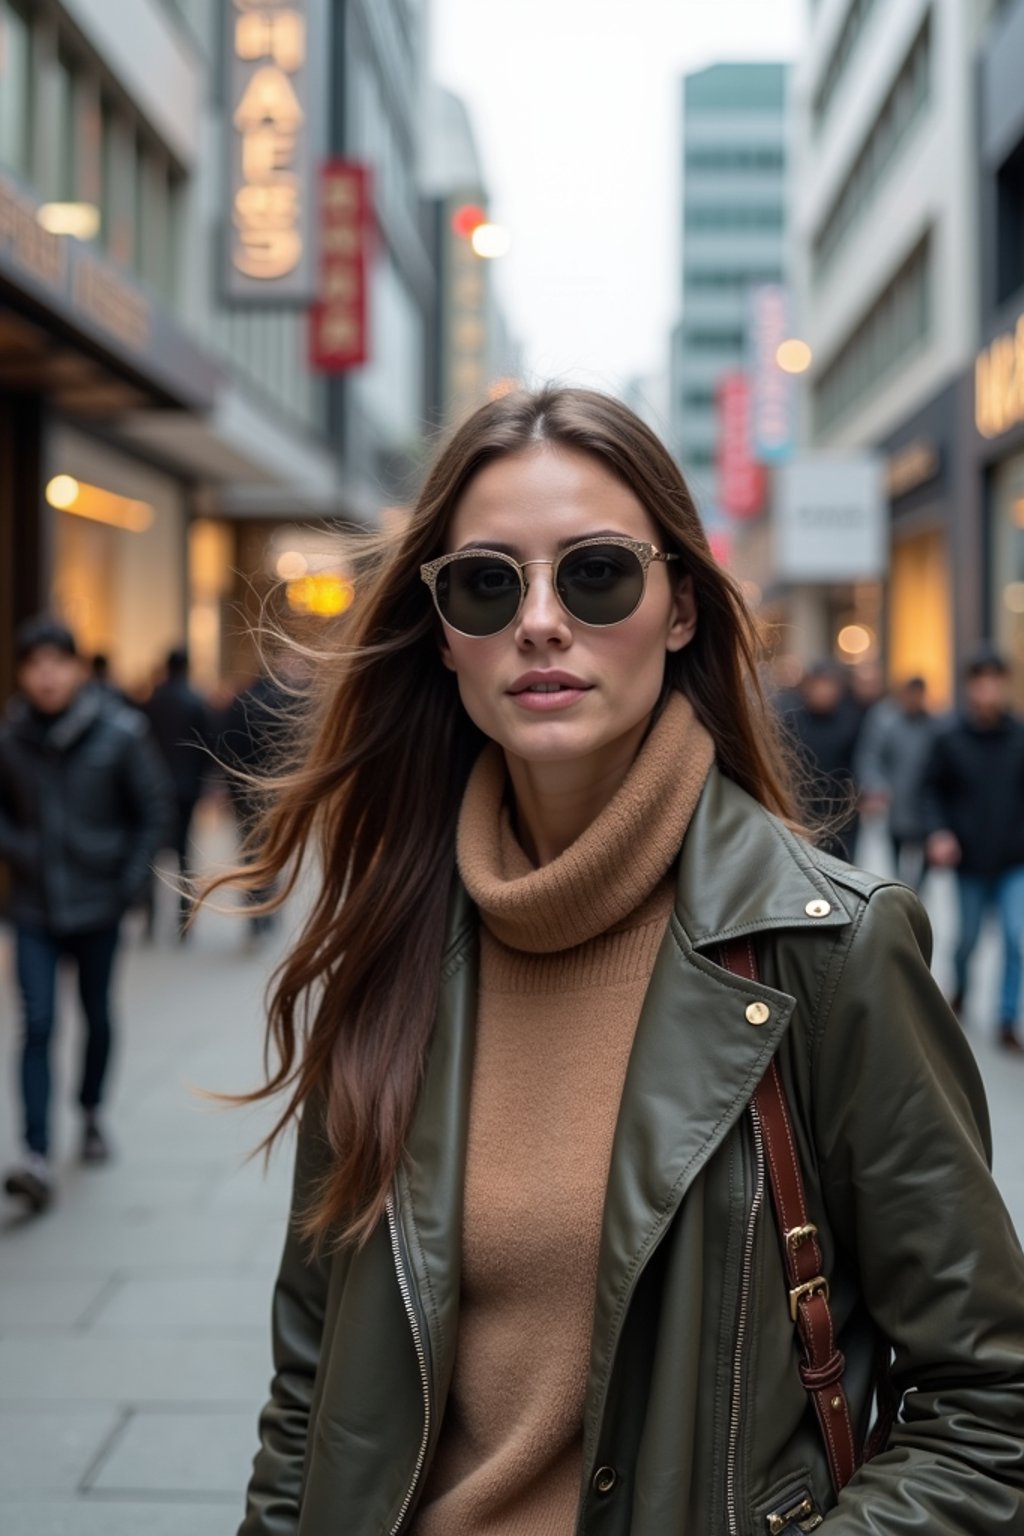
top-left (419, 535), bottom-right (679, 637)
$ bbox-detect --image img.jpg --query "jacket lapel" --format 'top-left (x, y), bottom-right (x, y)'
top-left (398, 877), bottom-right (478, 1411)
top-left (585, 768), bottom-right (850, 1443)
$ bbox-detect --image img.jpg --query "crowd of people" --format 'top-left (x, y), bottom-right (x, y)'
top-left (0, 616), bottom-right (285, 1213)
top-left (1, 609), bottom-right (1023, 1221)
top-left (778, 647), bottom-right (1024, 1052)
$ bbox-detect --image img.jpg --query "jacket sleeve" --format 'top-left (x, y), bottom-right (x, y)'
top-left (812, 884), bottom-right (1024, 1530)
top-left (239, 1098), bottom-right (332, 1536)
top-left (919, 731), bottom-right (953, 838)
top-left (117, 717), bottom-right (173, 903)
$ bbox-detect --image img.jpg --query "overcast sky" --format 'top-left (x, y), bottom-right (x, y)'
top-left (430, 0), bottom-right (807, 402)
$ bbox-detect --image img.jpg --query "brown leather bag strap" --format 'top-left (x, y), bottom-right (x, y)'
top-left (719, 937), bottom-right (859, 1494)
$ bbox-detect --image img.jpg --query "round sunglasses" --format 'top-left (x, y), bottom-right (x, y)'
top-left (420, 535), bottom-right (679, 638)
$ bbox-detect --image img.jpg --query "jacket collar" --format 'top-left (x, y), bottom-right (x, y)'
top-left (673, 765), bottom-right (850, 949)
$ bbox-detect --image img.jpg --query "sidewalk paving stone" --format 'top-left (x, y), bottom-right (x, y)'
top-left (0, 1405), bottom-right (121, 1493)
top-left (86, 1406), bottom-right (258, 1497)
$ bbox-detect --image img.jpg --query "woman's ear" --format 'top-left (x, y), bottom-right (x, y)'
top-left (439, 632), bottom-right (457, 673)
top-left (666, 573), bottom-right (698, 654)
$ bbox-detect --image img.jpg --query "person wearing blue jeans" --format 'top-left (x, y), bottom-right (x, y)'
top-left (924, 646), bottom-right (1024, 1051)
top-left (953, 868), bottom-right (1024, 1033)
top-left (0, 617), bottom-right (171, 1212)
top-left (16, 924), bottom-right (121, 1161)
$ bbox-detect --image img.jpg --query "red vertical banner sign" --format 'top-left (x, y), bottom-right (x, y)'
top-left (716, 372), bottom-right (765, 520)
top-left (309, 161), bottom-right (371, 371)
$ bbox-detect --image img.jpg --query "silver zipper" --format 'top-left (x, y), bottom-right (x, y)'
top-left (726, 1102), bottom-right (766, 1536)
top-left (386, 1192), bottom-right (432, 1536)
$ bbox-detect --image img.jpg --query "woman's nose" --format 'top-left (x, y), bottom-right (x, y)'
top-left (515, 565), bottom-right (572, 644)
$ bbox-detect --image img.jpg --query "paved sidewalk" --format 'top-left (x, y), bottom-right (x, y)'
top-left (0, 815), bottom-right (1021, 1533)
top-left (0, 813), bottom-right (294, 1535)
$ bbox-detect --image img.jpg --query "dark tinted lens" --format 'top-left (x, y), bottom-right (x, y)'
top-left (435, 554), bottom-right (522, 636)
top-left (556, 543), bottom-right (645, 625)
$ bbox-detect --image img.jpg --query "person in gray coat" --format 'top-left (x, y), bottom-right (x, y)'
top-left (856, 676), bottom-right (937, 889)
top-left (0, 617), bottom-right (172, 1212)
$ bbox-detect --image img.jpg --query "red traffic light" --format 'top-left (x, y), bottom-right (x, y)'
top-left (451, 203), bottom-right (487, 239)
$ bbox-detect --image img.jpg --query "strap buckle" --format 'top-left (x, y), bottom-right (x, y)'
top-left (789, 1275), bottom-right (829, 1321)
top-left (784, 1222), bottom-right (818, 1250)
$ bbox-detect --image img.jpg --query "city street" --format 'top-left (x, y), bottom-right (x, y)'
top-left (0, 817), bottom-right (1022, 1534)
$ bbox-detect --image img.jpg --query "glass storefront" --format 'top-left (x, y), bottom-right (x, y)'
top-left (889, 524), bottom-right (953, 709)
top-left (992, 452), bottom-right (1024, 711)
top-left (46, 423), bottom-right (187, 698)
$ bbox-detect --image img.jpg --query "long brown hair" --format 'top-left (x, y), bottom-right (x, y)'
top-left (210, 387), bottom-right (801, 1247)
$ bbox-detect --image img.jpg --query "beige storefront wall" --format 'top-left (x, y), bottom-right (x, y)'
top-left (888, 523), bottom-right (952, 710)
top-left (47, 423), bottom-right (187, 696)
top-left (992, 452), bottom-right (1024, 712)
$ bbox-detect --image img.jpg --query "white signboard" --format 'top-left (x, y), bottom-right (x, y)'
top-left (775, 456), bottom-right (886, 582)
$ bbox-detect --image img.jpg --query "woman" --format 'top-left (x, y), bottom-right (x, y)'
top-left (231, 389), bottom-right (1024, 1535)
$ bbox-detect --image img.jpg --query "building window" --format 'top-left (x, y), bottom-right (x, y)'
top-left (685, 266), bottom-right (784, 291)
top-left (99, 100), bottom-right (142, 273)
top-left (812, 13), bottom-right (931, 277)
top-left (813, 234), bottom-right (931, 434)
top-left (685, 144), bottom-right (784, 173)
top-left (53, 46), bottom-right (77, 201)
top-left (137, 152), bottom-right (176, 299)
top-left (996, 137), bottom-right (1024, 306)
top-left (685, 326), bottom-right (746, 351)
top-left (0, 0), bottom-right (33, 179)
top-left (687, 203), bottom-right (784, 231)
top-left (681, 387), bottom-right (716, 410)
top-left (813, 0), bottom-right (880, 130)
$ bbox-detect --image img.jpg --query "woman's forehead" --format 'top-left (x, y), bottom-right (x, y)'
top-left (446, 444), bottom-right (654, 549)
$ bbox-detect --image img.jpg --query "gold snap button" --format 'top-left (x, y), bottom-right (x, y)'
top-left (593, 1466), bottom-right (617, 1495)
top-left (745, 1001), bottom-right (770, 1026)
top-left (805, 899), bottom-right (831, 918)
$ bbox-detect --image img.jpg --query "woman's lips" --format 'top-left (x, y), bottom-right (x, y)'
top-left (509, 685), bottom-right (591, 712)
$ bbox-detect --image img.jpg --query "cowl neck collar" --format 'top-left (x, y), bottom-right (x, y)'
top-left (457, 690), bottom-right (715, 954)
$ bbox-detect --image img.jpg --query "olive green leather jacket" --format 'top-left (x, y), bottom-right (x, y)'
top-left (240, 768), bottom-right (1024, 1536)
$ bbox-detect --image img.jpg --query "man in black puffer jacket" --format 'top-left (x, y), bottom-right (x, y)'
top-left (0, 617), bottom-right (172, 1211)
top-left (923, 646), bottom-right (1024, 1050)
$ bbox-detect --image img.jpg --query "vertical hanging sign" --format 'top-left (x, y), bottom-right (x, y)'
top-left (309, 161), bottom-right (371, 371)
top-left (749, 284), bottom-right (796, 461)
top-left (717, 372), bottom-right (765, 520)
top-left (225, 0), bottom-right (315, 302)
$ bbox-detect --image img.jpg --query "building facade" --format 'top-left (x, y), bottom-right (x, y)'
top-left (670, 62), bottom-right (789, 545)
top-left (420, 84), bottom-right (518, 431)
top-left (0, 0), bottom-right (436, 700)
top-left (974, 0), bottom-right (1024, 708)
top-left (790, 0), bottom-right (1007, 701)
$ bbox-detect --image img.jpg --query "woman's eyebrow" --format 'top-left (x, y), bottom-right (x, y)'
top-left (454, 529), bottom-right (631, 555)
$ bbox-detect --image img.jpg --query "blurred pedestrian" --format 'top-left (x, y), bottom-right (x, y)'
top-left (0, 616), bottom-right (171, 1212)
top-left (210, 390), bottom-right (1024, 1536)
top-left (923, 647), bottom-right (1024, 1051)
top-left (855, 676), bottom-right (937, 888)
top-left (848, 659), bottom-right (886, 721)
top-left (780, 660), bottom-right (863, 859)
top-left (142, 646), bottom-right (214, 939)
top-left (216, 669), bottom-right (291, 943)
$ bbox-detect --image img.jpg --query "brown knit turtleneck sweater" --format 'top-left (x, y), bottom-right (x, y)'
top-left (412, 692), bottom-right (715, 1536)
